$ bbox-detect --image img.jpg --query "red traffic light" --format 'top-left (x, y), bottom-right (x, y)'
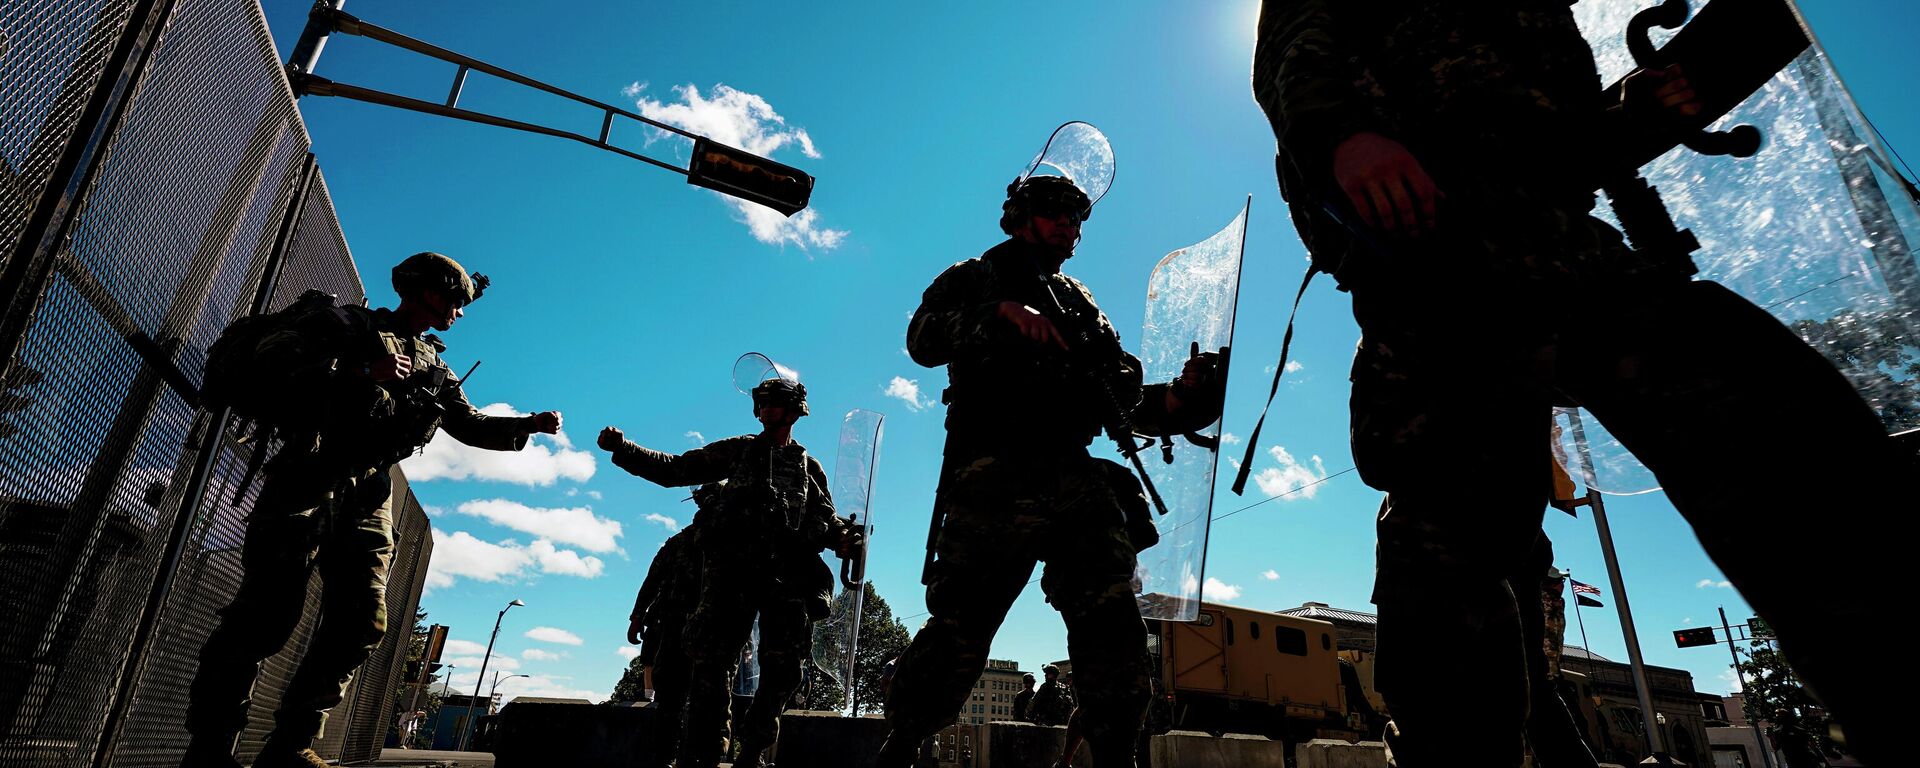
top-left (1674, 627), bottom-right (1718, 648)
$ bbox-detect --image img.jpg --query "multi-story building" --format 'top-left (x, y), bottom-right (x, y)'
top-left (958, 658), bottom-right (1025, 724)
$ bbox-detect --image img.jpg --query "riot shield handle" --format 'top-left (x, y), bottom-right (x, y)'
top-left (840, 514), bottom-right (867, 591)
top-left (1628, 0), bottom-right (1763, 158)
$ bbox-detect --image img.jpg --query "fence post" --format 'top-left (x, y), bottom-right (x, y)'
top-left (90, 152), bottom-right (320, 768)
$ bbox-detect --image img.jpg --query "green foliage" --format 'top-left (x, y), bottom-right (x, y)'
top-left (1791, 310), bottom-right (1920, 431)
top-left (610, 655), bottom-right (649, 704)
top-left (803, 581), bottom-right (912, 714)
top-left (1737, 641), bottom-right (1842, 767)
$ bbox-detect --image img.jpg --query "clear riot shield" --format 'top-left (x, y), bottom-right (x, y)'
top-left (1132, 201), bottom-right (1250, 622)
top-left (1021, 121), bottom-right (1116, 205)
top-left (1554, 0), bottom-right (1920, 494)
top-left (826, 409), bottom-right (883, 711)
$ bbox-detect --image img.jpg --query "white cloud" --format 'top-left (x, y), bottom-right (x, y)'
top-left (528, 540), bottom-right (605, 578)
top-left (644, 513), bottom-right (680, 532)
top-left (616, 646), bottom-right (642, 661)
top-left (588, 490), bottom-right (602, 500)
top-left (1696, 579), bottom-right (1733, 589)
top-left (685, 430), bottom-right (707, 445)
top-left (883, 376), bottom-right (935, 412)
top-left (630, 83), bottom-right (846, 250)
top-left (526, 626), bottom-right (585, 646)
top-left (445, 655), bottom-right (521, 672)
top-left (1284, 360), bottom-right (1304, 374)
top-left (445, 639), bottom-right (490, 657)
top-left (452, 499), bottom-right (623, 553)
top-left (522, 648), bottom-right (563, 662)
top-left (403, 403), bottom-right (596, 486)
top-left (423, 529), bottom-right (607, 591)
top-left (1252, 445), bottom-right (1329, 500)
top-left (1220, 433), bottom-right (1242, 446)
top-left (1719, 668), bottom-right (1744, 694)
top-left (1202, 577), bottom-right (1242, 602)
top-left (1262, 569), bottom-right (1280, 581)
top-left (426, 529), bottom-right (534, 590)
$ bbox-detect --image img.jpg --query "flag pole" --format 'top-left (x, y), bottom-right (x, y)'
top-left (1571, 570), bottom-right (1594, 679)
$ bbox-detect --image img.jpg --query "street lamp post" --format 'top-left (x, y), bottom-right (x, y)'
top-left (459, 599), bottom-right (523, 751)
top-left (490, 672), bottom-right (530, 701)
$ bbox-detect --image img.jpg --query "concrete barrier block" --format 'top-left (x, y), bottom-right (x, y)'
top-left (1295, 739), bottom-right (1387, 768)
top-left (1149, 730), bottom-right (1288, 768)
top-left (492, 702), bottom-right (653, 768)
top-left (983, 721), bottom-right (1079, 768)
top-left (770, 710), bottom-right (891, 768)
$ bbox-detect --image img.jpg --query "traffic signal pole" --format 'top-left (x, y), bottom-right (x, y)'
top-left (1721, 606), bottom-right (1776, 768)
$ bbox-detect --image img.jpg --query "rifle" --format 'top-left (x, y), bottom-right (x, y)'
top-left (1033, 280), bottom-right (1172, 519)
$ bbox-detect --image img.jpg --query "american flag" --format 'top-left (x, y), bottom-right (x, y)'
top-left (1570, 579), bottom-right (1601, 596)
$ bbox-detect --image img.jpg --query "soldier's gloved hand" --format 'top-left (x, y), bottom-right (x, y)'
top-left (598, 426), bottom-right (625, 451)
top-left (834, 528), bottom-right (865, 559)
top-left (626, 618), bottom-right (644, 646)
top-left (1622, 64), bottom-right (1703, 124)
top-left (1332, 131), bottom-right (1442, 237)
top-left (525, 411), bottom-right (562, 434)
top-left (996, 301), bottom-right (1070, 351)
top-left (367, 353), bottom-right (412, 382)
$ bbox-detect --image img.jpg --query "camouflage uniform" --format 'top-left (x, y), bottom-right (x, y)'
top-left (631, 512), bottom-right (706, 768)
top-left (1253, 2), bottom-right (1908, 765)
top-left (881, 238), bottom-right (1187, 768)
top-left (608, 434), bottom-right (847, 768)
top-left (186, 306), bottom-right (536, 758)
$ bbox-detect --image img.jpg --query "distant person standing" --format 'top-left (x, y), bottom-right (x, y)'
top-left (1030, 665), bottom-right (1075, 727)
top-left (1012, 673), bottom-right (1036, 723)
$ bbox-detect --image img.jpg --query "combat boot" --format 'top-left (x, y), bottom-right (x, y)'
top-left (250, 742), bottom-right (329, 768)
top-left (732, 746), bottom-right (770, 768)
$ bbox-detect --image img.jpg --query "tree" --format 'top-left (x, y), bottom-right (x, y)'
top-left (1737, 641), bottom-right (1843, 768)
top-left (803, 581), bottom-right (912, 714)
top-left (1791, 310), bottom-right (1920, 432)
top-left (610, 655), bottom-right (649, 704)
top-left (390, 609), bottom-right (435, 748)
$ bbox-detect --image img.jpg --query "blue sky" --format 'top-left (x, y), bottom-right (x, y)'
top-left (260, 0), bottom-right (1918, 704)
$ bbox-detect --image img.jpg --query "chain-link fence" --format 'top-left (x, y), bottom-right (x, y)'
top-left (0, 0), bottom-right (430, 766)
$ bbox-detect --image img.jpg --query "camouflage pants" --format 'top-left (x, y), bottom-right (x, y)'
top-left (185, 463), bottom-right (394, 750)
top-left (676, 561), bottom-right (810, 768)
top-left (1353, 277), bottom-right (1906, 767)
top-left (881, 449), bottom-right (1150, 768)
top-left (644, 624), bottom-right (691, 768)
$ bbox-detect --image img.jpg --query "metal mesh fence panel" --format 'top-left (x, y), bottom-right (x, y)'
top-left (0, 0), bottom-right (136, 276)
top-left (0, 0), bottom-right (407, 763)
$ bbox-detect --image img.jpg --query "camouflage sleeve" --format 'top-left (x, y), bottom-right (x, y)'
top-left (803, 456), bottom-right (848, 551)
top-left (1251, 0), bottom-right (1388, 179)
top-left (610, 436), bottom-right (741, 488)
top-left (632, 536), bottom-right (678, 622)
top-left (907, 260), bottom-right (1005, 369)
top-left (436, 379), bottom-right (533, 452)
top-left (1078, 284), bottom-right (1144, 416)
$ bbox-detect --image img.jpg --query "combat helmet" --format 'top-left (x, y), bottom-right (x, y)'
top-left (999, 175), bottom-right (1092, 236)
top-left (751, 378), bottom-right (809, 417)
top-left (392, 251), bottom-right (489, 306)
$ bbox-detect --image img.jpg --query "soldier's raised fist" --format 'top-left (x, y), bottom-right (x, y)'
top-left (527, 411), bottom-right (562, 434)
top-left (598, 426), bottom-right (625, 451)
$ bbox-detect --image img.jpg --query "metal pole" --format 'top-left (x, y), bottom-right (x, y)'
top-left (461, 602), bottom-right (516, 750)
top-left (285, 0), bottom-right (345, 81)
top-left (1571, 570), bottom-right (1594, 680)
top-left (1721, 607), bottom-right (1775, 768)
top-left (1565, 411), bottom-right (1670, 762)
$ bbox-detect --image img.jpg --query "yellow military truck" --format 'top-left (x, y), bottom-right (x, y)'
top-left (1146, 601), bottom-right (1378, 748)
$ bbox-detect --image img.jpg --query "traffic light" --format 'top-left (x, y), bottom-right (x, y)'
top-left (686, 137), bottom-right (815, 216)
top-left (425, 661), bottom-right (445, 683)
top-left (1674, 627), bottom-right (1718, 648)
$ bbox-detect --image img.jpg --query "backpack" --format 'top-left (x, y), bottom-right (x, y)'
top-left (201, 288), bottom-right (343, 425)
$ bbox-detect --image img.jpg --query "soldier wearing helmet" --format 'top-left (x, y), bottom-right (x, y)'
top-left (598, 373), bottom-right (860, 768)
top-left (183, 252), bottom-right (560, 768)
top-left (876, 173), bottom-right (1223, 768)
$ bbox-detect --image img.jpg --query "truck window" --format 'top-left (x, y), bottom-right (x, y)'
top-left (1225, 617), bottom-right (1234, 645)
top-left (1275, 625), bottom-right (1308, 656)
top-left (1250, 621), bottom-right (1261, 640)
